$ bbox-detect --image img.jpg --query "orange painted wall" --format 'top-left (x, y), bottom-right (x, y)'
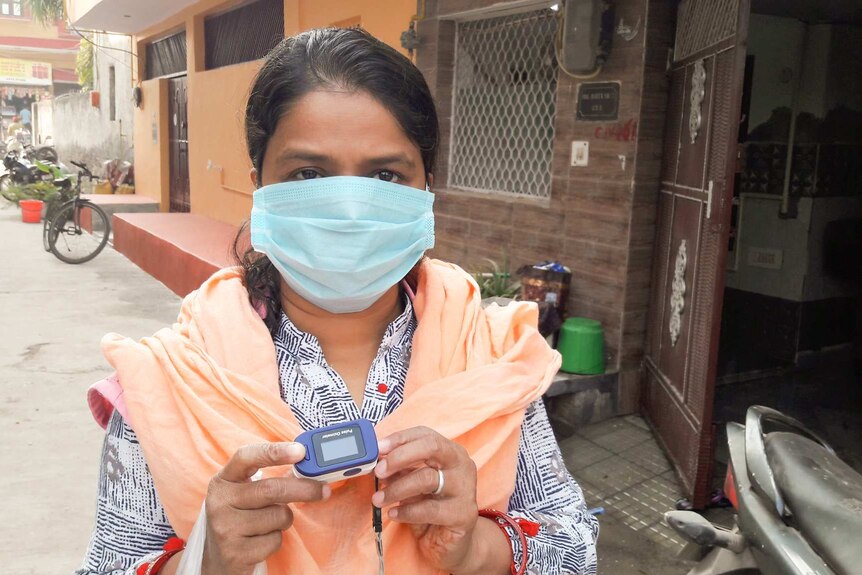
top-left (0, 15), bottom-right (63, 40)
top-left (131, 0), bottom-right (415, 226)
top-left (292, 0), bottom-right (415, 54)
top-left (132, 78), bottom-right (170, 210)
top-left (188, 61), bottom-right (261, 225)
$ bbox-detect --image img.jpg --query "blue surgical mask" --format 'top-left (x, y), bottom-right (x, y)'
top-left (250, 176), bottom-right (435, 314)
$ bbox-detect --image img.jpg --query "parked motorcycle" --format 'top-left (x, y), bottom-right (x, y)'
top-left (665, 405), bottom-right (862, 574)
top-left (4, 130), bottom-right (58, 164)
top-left (0, 150), bottom-right (56, 202)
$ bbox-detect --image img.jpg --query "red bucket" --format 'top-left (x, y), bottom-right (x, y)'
top-left (20, 199), bottom-right (43, 224)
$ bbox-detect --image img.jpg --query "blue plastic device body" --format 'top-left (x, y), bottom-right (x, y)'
top-left (293, 418), bottom-right (379, 480)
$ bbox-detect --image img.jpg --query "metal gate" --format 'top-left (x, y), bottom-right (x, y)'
top-left (642, 0), bottom-right (750, 507)
top-left (169, 76), bottom-right (190, 213)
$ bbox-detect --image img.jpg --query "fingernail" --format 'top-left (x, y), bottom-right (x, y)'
top-left (371, 490), bottom-right (385, 507)
top-left (378, 438), bottom-right (391, 453)
top-left (322, 485), bottom-right (332, 500)
top-left (375, 460), bottom-right (388, 478)
top-left (389, 508), bottom-right (399, 519)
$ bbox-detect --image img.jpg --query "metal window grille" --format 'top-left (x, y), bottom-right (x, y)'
top-left (204, 0), bottom-right (284, 70)
top-left (449, 9), bottom-right (559, 199)
top-left (145, 31), bottom-right (187, 80)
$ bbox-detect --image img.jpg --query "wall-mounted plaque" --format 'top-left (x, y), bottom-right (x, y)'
top-left (576, 82), bottom-right (621, 121)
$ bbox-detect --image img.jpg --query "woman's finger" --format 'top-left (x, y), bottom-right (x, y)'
top-left (236, 504), bottom-right (295, 536)
top-left (232, 476), bottom-right (330, 509)
top-left (372, 466), bottom-right (442, 508)
top-left (375, 427), bottom-right (461, 479)
top-left (218, 442), bottom-right (307, 483)
top-left (389, 497), bottom-right (477, 528)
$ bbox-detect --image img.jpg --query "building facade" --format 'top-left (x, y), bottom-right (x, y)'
top-left (48, 32), bottom-right (134, 169)
top-left (0, 2), bottom-right (80, 138)
top-left (67, 0), bottom-right (417, 214)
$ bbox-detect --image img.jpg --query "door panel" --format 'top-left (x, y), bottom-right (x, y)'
top-left (658, 195), bottom-right (702, 395)
top-left (677, 60), bottom-right (713, 190)
top-left (642, 0), bottom-right (749, 507)
top-left (169, 76), bottom-right (190, 213)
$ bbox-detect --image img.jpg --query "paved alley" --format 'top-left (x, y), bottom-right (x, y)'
top-left (0, 206), bottom-right (180, 574)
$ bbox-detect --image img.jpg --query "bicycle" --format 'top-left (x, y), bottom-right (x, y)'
top-left (44, 160), bottom-right (111, 264)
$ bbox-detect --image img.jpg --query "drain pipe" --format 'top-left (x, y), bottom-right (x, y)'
top-left (781, 22), bottom-right (809, 217)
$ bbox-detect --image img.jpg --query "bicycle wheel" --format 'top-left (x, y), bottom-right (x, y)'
top-left (48, 201), bottom-right (111, 264)
top-left (42, 211), bottom-right (52, 251)
top-left (42, 198), bottom-right (61, 251)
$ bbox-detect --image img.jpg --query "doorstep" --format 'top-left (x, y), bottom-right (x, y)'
top-left (112, 213), bottom-right (239, 298)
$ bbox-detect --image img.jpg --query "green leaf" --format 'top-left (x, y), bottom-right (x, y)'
top-left (471, 257), bottom-right (521, 299)
top-left (22, 0), bottom-right (65, 27)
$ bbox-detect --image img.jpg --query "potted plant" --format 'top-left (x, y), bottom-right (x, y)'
top-left (472, 258), bottom-right (521, 306)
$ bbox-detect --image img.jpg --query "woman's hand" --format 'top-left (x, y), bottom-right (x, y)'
top-left (372, 427), bottom-right (510, 574)
top-left (201, 442), bottom-right (330, 575)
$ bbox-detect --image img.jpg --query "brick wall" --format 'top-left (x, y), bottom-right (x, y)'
top-left (416, 0), bottom-right (674, 414)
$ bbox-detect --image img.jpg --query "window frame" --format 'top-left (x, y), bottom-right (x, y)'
top-left (0, 0), bottom-right (27, 18)
top-left (446, 3), bottom-right (561, 201)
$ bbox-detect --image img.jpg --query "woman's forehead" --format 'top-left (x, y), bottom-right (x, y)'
top-left (268, 90), bottom-right (420, 161)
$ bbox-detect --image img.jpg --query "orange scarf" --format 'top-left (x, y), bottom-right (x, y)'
top-left (101, 259), bottom-right (559, 574)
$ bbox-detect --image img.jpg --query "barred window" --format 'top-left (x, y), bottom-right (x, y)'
top-left (449, 9), bottom-right (559, 199)
top-left (145, 31), bottom-right (187, 80)
top-left (204, 0), bottom-right (284, 70)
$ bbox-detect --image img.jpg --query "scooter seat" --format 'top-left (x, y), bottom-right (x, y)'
top-left (765, 432), bottom-right (862, 575)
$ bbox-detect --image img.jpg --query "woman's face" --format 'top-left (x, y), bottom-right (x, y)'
top-left (256, 89), bottom-right (427, 191)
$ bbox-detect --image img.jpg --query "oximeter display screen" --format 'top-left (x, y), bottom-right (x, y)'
top-left (319, 435), bottom-right (360, 463)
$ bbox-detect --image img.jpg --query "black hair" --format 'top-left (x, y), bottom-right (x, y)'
top-left (233, 27), bottom-right (439, 332)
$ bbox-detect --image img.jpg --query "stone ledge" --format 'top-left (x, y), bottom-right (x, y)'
top-left (546, 370), bottom-right (618, 397)
top-left (544, 370), bottom-right (619, 438)
top-left (112, 213), bottom-right (237, 298)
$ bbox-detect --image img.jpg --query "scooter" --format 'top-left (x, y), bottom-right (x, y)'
top-left (5, 130), bottom-right (58, 163)
top-left (0, 150), bottom-right (64, 202)
top-left (665, 405), bottom-right (862, 575)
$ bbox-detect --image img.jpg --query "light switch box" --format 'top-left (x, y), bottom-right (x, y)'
top-left (571, 141), bottom-right (589, 167)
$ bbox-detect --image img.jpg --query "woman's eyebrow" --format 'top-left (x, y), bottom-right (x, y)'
top-left (274, 150), bottom-right (333, 165)
top-left (363, 154), bottom-right (417, 169)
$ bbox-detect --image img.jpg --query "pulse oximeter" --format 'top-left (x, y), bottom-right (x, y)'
top-left (293, 418), bottom-right (379, 483)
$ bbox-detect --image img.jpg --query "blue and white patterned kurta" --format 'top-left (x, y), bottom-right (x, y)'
top-left (76, 296), bottom-right (599, 574)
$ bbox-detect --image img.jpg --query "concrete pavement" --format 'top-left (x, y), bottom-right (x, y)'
top-left (0, 205), bottom-right (180, 574)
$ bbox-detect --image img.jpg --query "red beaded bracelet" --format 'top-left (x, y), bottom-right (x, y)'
top-left (135, 537), bottom-right (185, 575)
top-left (479, 509), bottom-right (540, 575)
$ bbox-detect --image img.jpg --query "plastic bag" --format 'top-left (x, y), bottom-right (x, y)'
top-left (175, 502), bottom-right (267, 575)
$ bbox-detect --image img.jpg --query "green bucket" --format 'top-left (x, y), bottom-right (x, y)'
top-left (557, 317), bottom-right (605, 375)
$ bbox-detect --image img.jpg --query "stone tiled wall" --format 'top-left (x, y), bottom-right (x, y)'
top-left (416, 0), bottom-right (674, 413)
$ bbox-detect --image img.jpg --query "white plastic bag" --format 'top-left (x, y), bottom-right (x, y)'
top-left (175, 502), bottom-right (268, 575)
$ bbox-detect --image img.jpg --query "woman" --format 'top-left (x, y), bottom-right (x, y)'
top-left (77, 28), bottom-right (598, 575)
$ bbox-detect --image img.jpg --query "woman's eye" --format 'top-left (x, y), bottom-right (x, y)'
top-left (373, 170), bottom-right (400, 183)
top-left (294, 169), bottom-right (322, 180)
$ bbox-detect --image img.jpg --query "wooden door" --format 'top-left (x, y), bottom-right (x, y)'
top-left (169, 76), bottom-right (190, 213)
top-left (642, 0), bottom-right (749, 508)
